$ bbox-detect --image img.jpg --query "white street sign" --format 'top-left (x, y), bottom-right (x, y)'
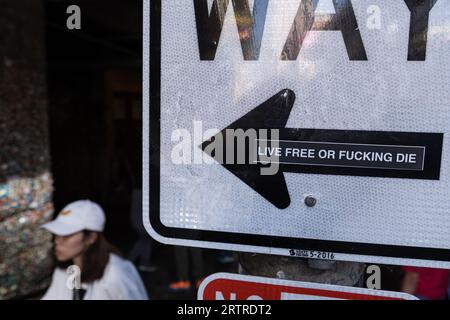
top-left (144, 0), bottom-right (450, 267)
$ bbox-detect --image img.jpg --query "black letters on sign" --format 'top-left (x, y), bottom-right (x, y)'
top-left (404, 0), bottom-right (438, 61)
top-left (193, 0), bottom-right (440, 61)
top-left (194, 0), bottom-right (269, 60)
top-left (281, 0), bottom-right (367, 61)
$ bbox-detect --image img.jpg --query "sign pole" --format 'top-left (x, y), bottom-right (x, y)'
top-left (239, 253), bottom-right (365, 288)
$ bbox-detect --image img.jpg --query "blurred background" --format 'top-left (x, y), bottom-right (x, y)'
top-left (0, 0), bottom-right (238, 300)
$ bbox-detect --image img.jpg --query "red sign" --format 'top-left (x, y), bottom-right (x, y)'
top-left (198, 273), bottom-right (417, 300)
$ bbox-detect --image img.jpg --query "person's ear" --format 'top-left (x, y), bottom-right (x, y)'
top-left (85, 232), bottom-right (98, 246)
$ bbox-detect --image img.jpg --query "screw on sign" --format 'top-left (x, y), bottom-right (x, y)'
top-left (198, 273), bottom-right (418, 300)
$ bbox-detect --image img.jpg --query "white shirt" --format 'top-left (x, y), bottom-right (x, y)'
top-left (42, 254), bottom-right (149, 300)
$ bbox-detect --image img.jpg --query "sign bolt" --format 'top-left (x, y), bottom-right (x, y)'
top-left (304, 196), bottom-right (317, 207)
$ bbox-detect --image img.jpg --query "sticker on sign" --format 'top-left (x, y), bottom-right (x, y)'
top-left (143, 0), bottom-right (450, 267)
top-left (198, 273), bottom-right (418, 300)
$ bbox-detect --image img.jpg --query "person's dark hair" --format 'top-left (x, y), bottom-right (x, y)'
top-left (56, 231), bottom-right (122, 283)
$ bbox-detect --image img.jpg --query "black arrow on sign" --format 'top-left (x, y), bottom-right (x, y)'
top-left (200, 89), bottom-right (295, 209)
top-left (200, 89), bottom-right (442, 210)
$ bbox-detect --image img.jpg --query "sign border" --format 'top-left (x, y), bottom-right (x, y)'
top-left (143, 0), bottom-right (450, 268)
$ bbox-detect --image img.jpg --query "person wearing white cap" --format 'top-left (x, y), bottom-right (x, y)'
top-left (41, 200), bottom-right (149, 300)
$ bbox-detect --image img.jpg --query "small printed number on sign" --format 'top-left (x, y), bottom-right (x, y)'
top-left (289, 249), bottom-right (335, 260)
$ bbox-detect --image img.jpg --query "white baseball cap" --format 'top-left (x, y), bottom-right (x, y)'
top-left (42, 200), bottom-right (106, 236)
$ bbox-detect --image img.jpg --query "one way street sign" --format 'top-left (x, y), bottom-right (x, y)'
top-left (144, 0), bottom-right (450, 268)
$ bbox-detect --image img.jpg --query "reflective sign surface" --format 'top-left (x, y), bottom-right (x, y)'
top-left (144, 0), bottom-right (450, 267)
